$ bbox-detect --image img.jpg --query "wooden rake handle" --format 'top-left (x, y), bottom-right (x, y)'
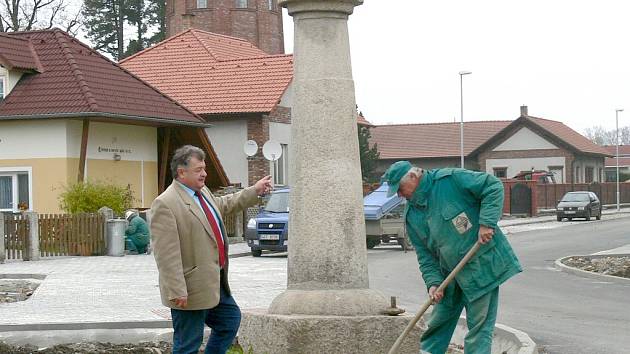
top-left (387, 242), bottom-right (482, 354)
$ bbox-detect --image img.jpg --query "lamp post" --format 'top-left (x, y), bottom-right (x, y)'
top-left (459, 71), bottom-right (472, 168)
top-left (616, 108), bottom-right (624, 211)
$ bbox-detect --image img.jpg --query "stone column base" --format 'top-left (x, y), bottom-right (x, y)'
top-left (239, 309), bottom-right (425, 354)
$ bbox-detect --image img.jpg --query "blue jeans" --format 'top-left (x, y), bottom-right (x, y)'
top-left (171, 287), bottom-right (241, 354)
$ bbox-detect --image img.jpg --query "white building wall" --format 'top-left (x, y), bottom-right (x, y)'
top-left (205, 120), bottom-right (249, 187)
top-left (0, 120), bottom-right (69, 159)
top-left (493, 127), bottom-right (558, 151)
top-left (83, 122), bottom-right (157, 161)
top-left (279, 82), bottom-right (293, 107)
top-left (486, 157), bottom-right (566, 180)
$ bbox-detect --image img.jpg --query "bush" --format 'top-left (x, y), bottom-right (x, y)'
top-left (59, 181), bottom-right (134, 215)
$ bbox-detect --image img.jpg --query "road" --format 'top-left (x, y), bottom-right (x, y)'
top-left (367, 216), bottom-right (630, 354)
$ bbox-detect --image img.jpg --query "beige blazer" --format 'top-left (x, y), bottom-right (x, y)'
top-left (150, 181), bottom-right (258, 310)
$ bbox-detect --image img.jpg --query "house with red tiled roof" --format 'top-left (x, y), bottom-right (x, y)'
top-left (371, 106), bottom-right (610, 184)
top-left (0, 29), bottom-right (229, 213)
top-left (121, 29), bottom-right (293, 188)
top-left (603, 145), bottom-right (630, 182)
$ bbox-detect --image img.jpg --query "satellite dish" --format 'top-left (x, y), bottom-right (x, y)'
top-left (262, 140), bottom-right (282, 161)
top-left (243, 140), bottom-right (258, 157)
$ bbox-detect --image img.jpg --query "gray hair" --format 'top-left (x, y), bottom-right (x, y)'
top-left (170, 145), bottom-right (206, 179)
top-left (400, 167), bottom-right (423, 184)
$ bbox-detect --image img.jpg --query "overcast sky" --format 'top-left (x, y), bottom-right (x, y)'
top-left (281, 0), bottom-right (630, 135)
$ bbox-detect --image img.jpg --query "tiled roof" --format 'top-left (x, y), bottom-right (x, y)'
top-left (0, 29), bottom-right (204, 125)
top-left (370, 120), bottom-right (511, 159)
top-left (370, 115), bottom-right (611, 160)
top-left (525, 116), bottom-right (610, 156)
top-left (0, 33), bottom-right (40, 71)
top-left (605, 157), bottom-right (630, 167)
top-left (603, 145), bottom-right (630, 157)
top-left (357, 114), bottom-right (374, 127)
top-left (120, 29), bottom-right (293, 115)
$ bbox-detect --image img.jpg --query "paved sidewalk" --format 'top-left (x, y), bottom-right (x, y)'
top-left (0, 210), bottom-right (628, 334)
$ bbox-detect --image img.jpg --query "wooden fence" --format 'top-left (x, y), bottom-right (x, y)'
top-left (3, 213), bottom-right (105, 260)
top-left (3, 213), bottom-right (29, 260)
top-left (39, 213), bottom-right (105, 257)
top-left (536, 182), bottom-right (630, 209)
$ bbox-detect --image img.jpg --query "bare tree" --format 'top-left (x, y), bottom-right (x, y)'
top-left (0, 0), bottom-right (81, 33)
top-left (585, 125), bottom-right (630, 146)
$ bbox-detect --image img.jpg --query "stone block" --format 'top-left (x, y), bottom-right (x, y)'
top-left (239, 309), bottom-right (424, 354)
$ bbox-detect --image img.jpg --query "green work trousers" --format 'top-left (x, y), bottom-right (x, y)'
top-left (420, 284), bottom-right (499, 354)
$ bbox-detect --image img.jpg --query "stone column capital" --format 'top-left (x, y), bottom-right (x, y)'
top-left (279, 0), bottom-right (363, 16)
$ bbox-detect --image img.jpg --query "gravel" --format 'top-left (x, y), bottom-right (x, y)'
top-left (562, 255), bottom-right (630, 278)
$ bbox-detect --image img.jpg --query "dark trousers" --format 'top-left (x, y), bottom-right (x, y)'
top-left (170, 286), bottom-right (241, 354)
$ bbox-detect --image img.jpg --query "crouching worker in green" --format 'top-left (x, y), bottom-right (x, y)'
top-left (381, 161), bottom-right (522, 354)
top-left (124, 210), bottom-right (150, 254)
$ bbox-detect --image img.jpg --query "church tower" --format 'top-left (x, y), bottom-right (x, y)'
top-left (166, 0), bottom-right (285, 54)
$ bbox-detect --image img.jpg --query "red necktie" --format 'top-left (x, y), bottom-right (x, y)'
top-left (195, 191), bottom-right (226, 268)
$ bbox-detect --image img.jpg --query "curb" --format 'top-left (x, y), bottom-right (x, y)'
top-left (554, 254), bottom-right (630, 284)
top-left (452, 317), bottom-right (537, 354)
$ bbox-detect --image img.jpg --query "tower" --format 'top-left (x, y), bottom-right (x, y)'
top-left (166, 0), bottom-right (285, 54)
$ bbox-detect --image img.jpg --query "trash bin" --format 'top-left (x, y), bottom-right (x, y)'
top-left (106, 218), bottom-right (128, 257)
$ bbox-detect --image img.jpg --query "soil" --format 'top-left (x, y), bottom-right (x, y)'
top-left (0, 279), bottom-right (40, 303)
top-left (0, 341), bottom-right (174, 354)
top-left (0, 341), bottom-right (464, 354)
top-left (562, 255), bottom-right (630, 278)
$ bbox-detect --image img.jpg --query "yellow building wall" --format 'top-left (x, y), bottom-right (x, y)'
top-left (0, 158), bottom-right (72, 214)
top-left (86, 159), bottom-right (158, 209)
top-left (0, 158), bottom-right (158, 213)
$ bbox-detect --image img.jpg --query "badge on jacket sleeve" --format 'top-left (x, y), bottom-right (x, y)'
top-left (453, 212), bottom-right (472, 234)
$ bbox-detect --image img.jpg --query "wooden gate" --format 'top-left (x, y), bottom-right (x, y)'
top-left (3, 213), bottom-right (29, 260)
top-left (510, 183), bottom-right (532, 215)
top-left (39, 214), bottom-right (106, 257)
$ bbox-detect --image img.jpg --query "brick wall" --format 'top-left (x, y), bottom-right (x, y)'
top-left (166, 0), bottom-right (285, 54)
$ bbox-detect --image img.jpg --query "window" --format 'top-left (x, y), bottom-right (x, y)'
top-left (267, 0), bottom-right (275, 10)
top-left (0, 170), bottom-right (31, 212)
top-left (235, 0), bottom-right (248, 8)
top-left (493, 167), bottom-right (507, 179)
top-left (197, 0), bottom-right (207, 8)
top-left (274, 144), bottom-right (289, 186)
top-left (585, 167), bottom-right (594, 183)
top-left (0, 77), bottom-right (5, 100)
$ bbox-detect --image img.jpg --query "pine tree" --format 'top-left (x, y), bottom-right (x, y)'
top-left (82, 0), bottom-right (125, 60)
top-left (358, 118), bottom-right (380, 183)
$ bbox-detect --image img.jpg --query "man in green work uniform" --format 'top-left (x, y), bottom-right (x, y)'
top-left (381, 161), bottom-right (522, 354)
top-left (124, 210), bottom-right (150, 254)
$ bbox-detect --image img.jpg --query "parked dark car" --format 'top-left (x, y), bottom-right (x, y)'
top-left (556, 191), bottom-right (601, 221)
top-left (245, 188), bottom-right (289, 257)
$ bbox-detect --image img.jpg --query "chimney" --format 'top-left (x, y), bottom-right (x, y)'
top-left (520, 105), bottom-right (528, 117)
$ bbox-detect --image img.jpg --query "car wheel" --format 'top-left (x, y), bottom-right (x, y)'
top-left (366, 237), bottom-right (380, 249)
top-left (585, 210), bottom-right (591, 221)
top-left (557, 215), bottom-right (562, 222)
top-left (251, 249), bottom-right (262, 257)
top-left (596, 208), bottom-right (602, 220)
top-left (568, 217), bottom-right (572, 221)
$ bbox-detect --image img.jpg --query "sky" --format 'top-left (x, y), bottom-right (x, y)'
top-left (281, 0), bottom-right (630, 135)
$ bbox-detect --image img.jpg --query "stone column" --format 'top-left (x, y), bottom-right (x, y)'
top-left (24, 212), bottom-right (39, 261)
top-left (0, 212), bottom-right (5, 264)
top-left (268, 0), bottom-right (387, 316)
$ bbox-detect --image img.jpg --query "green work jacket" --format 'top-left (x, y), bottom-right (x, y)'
top-left (406, 168), bottom-right (522, 303)
top-left (126, 216), bottom-right (150, 248)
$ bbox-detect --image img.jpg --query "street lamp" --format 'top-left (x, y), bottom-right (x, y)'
top-left (616, 108), bottom-right (624, 211)
top-left (459, 71), bottom-right (472, 168)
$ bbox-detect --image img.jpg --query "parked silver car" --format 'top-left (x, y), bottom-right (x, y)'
top-left (556, 191), bottom-right (602, 221)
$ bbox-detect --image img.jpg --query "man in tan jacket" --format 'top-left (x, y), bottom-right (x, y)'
top-left (150, 145), bottom-right (272, 354)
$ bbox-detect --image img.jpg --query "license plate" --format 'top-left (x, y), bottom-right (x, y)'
top-left (260, 234), bottom-right (279, 240)
top-left (564, 211), bottom-right (576, 214)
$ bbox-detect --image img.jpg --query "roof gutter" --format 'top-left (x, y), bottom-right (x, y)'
top-left (0, 112), bottom-right (213, 128)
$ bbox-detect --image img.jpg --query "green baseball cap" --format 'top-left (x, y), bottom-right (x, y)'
top-left (381, 161), bottom-right (412, 197)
